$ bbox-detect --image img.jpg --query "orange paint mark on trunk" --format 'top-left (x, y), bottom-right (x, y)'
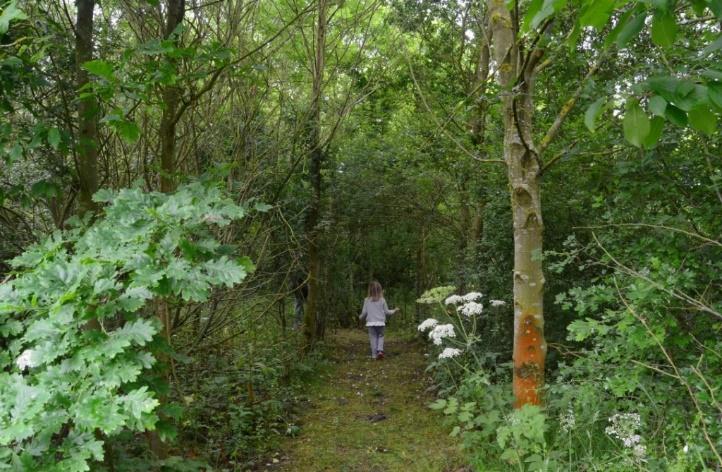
top-left (513, 314), bottom-right (545, 408)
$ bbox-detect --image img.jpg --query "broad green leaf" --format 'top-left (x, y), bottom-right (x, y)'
top-left (708, 82), bottom-right (722, 110)
top-left (584, 98), bottom-right (605, 132)
top-left (649, 96), bottom-right (667, 117)
top-left (651, 11), bottom-right (677, 47)
top-left (579, 0), bottom-right (615, 29)
top-left (643, 116), bottom-right (665, 149)
top-left (612, 10), bottom-right (646, 48)
top-left (83, 60), bottom-right (114, 81)
top-left (623, 100), bottom-right (650, 147)
top-left (667, 105), bottom-right (690, 124)
top-left (30, 180), bottom-right (61, 199)
top-left (690, 0), bottom-right (707, 15)
top-left (238, 255), bottom-right (256, 274)
top-left (688, 105), bottom-right (718, 135)
top-left (524, 0), bottom-right (566, 32)
top-left (47, 128), bottom-right (61, 150)
top-left (0, 1), bottom-right (27, 35)
top-left (115, 120), bottom-right (140, 143)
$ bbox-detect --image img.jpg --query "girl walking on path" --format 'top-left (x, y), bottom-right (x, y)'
top-left (359, 281), bottom-right (399, 360)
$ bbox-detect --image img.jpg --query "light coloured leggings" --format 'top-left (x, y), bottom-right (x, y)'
top-left (368, 326), bottom-right (385, 357)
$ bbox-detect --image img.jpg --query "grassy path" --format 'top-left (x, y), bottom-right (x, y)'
top-left (268, 329), bottom-right (467, 472)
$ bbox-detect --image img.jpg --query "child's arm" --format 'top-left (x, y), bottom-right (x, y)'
top-left (359, 299), bottom-right (368, 321)
top-left (383, 299), bottom-right (399, 315)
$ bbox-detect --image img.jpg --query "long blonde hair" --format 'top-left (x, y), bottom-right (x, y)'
top-left (367, 280), bottom-right (383, 301)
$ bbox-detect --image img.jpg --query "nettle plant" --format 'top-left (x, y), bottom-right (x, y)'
top-left (0, 181), bottom-right (255, 470)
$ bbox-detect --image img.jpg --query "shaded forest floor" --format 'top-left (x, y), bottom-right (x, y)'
top-left (264, 329), bottom-right (467, 472)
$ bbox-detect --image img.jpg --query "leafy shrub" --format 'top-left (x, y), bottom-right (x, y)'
top-left (0, 182), bottom-right (251, 470)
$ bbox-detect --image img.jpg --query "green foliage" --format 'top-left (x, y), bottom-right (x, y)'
top-left (0, 182), bottom-right (250, 470)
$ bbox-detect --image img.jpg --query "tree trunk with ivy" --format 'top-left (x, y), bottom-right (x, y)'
top-left (488, 0), bottom-right (546, 408)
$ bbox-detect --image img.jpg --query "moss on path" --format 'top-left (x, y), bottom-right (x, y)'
top-left (268, 329), bottom-right (467, 472)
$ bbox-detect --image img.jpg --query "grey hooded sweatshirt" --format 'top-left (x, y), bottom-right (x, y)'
top-left (359, 297), bottom-right (394, 326)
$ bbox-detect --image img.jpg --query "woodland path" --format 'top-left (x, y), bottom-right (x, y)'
top-left (267, 329), bottom-right (467, 472)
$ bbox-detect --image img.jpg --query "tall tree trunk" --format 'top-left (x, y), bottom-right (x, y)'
top-left (147, 1), bottom-right (185, 459)
top-left (159, 0), bottom-right (184, 193)
top-left (488, 0), bottom-right (546, 408)
top-left (75, 0), bottom-right (98, 217)
top-left (303, 0), bottom-right (327, 350)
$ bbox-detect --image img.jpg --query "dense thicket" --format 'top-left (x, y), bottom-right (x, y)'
top-left (1, 0), bottom-right (721, 470)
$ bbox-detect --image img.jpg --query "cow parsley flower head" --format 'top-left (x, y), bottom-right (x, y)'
top-left (490, 299), bottom-right (506, 307)
top-left (462, 291), bottom-right (483, 302)
top-left (417, 318), bottom-right (439, 332)
top-left (606, 413), bottom-right (645, 461)
top-left (16, 349), bottom-right (37, 371)
top-left (444, 295), bottom-right (463, 305)
top-left (633, 444), bottom-right (647, 460)
top-left (438, 347), bottom-right (462, 359)
top-left (429, 324), bottom-right (456, 345)
top-left (458, 301), bottom-right (483, 317)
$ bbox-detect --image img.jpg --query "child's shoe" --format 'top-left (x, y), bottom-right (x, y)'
top-left (377, 351), bottom-right (384, 360)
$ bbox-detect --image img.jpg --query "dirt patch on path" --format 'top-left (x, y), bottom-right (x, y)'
top-left (264, 329), bottom-right (467, 472)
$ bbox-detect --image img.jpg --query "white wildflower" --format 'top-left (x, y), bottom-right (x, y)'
top-left (16, 349), bottom-right (37, 371)
top-left (633, 444), bottom-right (647, 459)
top-left (560, 409), bottom-right (576, 432)
top-left (438, 347), bottom-right (462, 359)
top-left (458, 301), bottom-right (483, 317)
top-left (429, 324), bottom-right (456, 345)
top-left (417, 318), bottom-right (439, 332)
top-left (462, 291), bottom-right (483, 302)
top-left (444, 295), bottom-right (463, 305)
top-left (490, 299), bottom-right (506, 307)
top-left (683, 444), bottom-right (689, 454)
top-left (606, 413), bottom-right (645, 459)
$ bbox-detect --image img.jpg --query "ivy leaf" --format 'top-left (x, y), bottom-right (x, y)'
top-left (623, 100), bottom-right (650, 147)
top-left (651, 11), bottom-right (677, 48)
top-left (688, 105), bottom-right (718, 135)
top-left (584, 98), bottom-right (606, 132)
